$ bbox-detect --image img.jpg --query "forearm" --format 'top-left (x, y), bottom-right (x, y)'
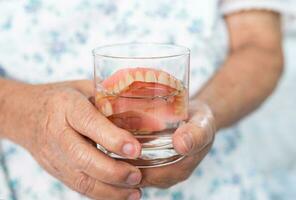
top-left (196, 45), bottom-right (283, 130)
top-left (192, 10), bottom-right (284, 130)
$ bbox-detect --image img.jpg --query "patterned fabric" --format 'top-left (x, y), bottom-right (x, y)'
top-left (0, 66), bottom-right (6, 77)
top-left (220, 0), bottom-right (295, 14)
top-left (0, 1), bottom-right (295, 200)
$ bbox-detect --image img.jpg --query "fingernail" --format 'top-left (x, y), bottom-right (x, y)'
top-left (182, 133), bottom-right (193, 152)
top-left (122, 143), bottom-right (136, 157)
top-left (126, 172), bottom-right (141, 186)
top-left (128, 191), bottom-right (141, 200)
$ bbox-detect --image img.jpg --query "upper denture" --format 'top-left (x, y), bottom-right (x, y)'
top-left (101, 67), bottom-right (183, 95)
top-left (95, 67), bottom-right (188, 130)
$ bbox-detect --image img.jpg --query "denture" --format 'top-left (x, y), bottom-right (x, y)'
top-left (95, 67), bottom-right (188, 134)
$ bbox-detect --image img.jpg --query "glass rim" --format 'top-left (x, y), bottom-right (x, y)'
top-left (92, 43), bottom-right (190, 59)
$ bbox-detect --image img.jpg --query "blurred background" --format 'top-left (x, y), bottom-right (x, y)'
top-left (0, 0), bottom-right (296, 199)
top-left (237, 19), bottom-right (296, 198)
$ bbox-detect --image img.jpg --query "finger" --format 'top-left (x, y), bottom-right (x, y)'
top-left (66, 93), bottom-right (141, 159)
top-left (40, 151), bottom-right (141, 200)
top-left (173, 101), bottom-right (215, 155)
top-left (68, 173), bottom-right (141, 200)
top-left (57, 128), bottom-right (142, 187)
top-left (172, 122), bottom-right (214, 155)
top-left (140, 142), bottom-right (212, 189)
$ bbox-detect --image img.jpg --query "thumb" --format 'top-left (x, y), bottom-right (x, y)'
top-left (173, 101), bottom-right (216, 155)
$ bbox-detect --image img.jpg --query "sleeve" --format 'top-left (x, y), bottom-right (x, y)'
top-left (219, 0), bottom-right (295, 15)
top-left (0, 65), bottom-right (7, 77)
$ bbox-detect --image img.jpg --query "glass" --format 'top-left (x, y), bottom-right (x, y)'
top-left (93, 43), bottom-right (190, 168)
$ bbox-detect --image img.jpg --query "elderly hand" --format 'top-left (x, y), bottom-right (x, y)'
top-left (4, 80), bottom-right (142, 200)
top-left (140, 101), bottom-right (216, 188)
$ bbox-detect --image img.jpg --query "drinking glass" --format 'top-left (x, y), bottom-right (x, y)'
top-left (93, 43), bottom-right (190, 168)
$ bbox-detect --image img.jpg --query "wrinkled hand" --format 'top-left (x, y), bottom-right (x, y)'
top-left (14, 80), bottom-right (142, 200)
top-left (140, 101), bottom-right (216, 188)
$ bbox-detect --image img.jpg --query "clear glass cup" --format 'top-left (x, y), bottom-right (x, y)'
top-left (93, 43), bottom-right (190, 168)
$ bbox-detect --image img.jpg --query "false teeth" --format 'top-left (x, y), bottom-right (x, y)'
top-left (145, 71), bottom-right (157, 82)
top-left (125, 73), bottom-right (134, 86)
top-left (135, 71), bottom-right (144, 82)
top-left (157, 72), bottom-right (169, 85)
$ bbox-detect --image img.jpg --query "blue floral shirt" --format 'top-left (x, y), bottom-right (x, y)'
top-left (0, 1), bottom-right (295, 200)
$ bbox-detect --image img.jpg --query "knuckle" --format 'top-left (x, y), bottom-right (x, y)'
top-left (68, 142), bottom-right (92, 171)
top-left (44, 89), bottom-right (76, 116)
top-left (104, 164), bottom-right (127, 183)
top-left (74, 173), bottom-right (96, 195)
top-left (79, 106), bottom-right (97, 130)
top-left (47, 89), bottom-right (73, 106)
top-left (56, 127), bottom-right (70, 143)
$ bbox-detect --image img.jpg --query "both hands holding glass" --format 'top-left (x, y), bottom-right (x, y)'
top-left (93, 43), bottom-right (215, 167)
top-left (0, 10), bottom-right (284, 200)
top-left (0, 43), bottom-right (215, 200)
